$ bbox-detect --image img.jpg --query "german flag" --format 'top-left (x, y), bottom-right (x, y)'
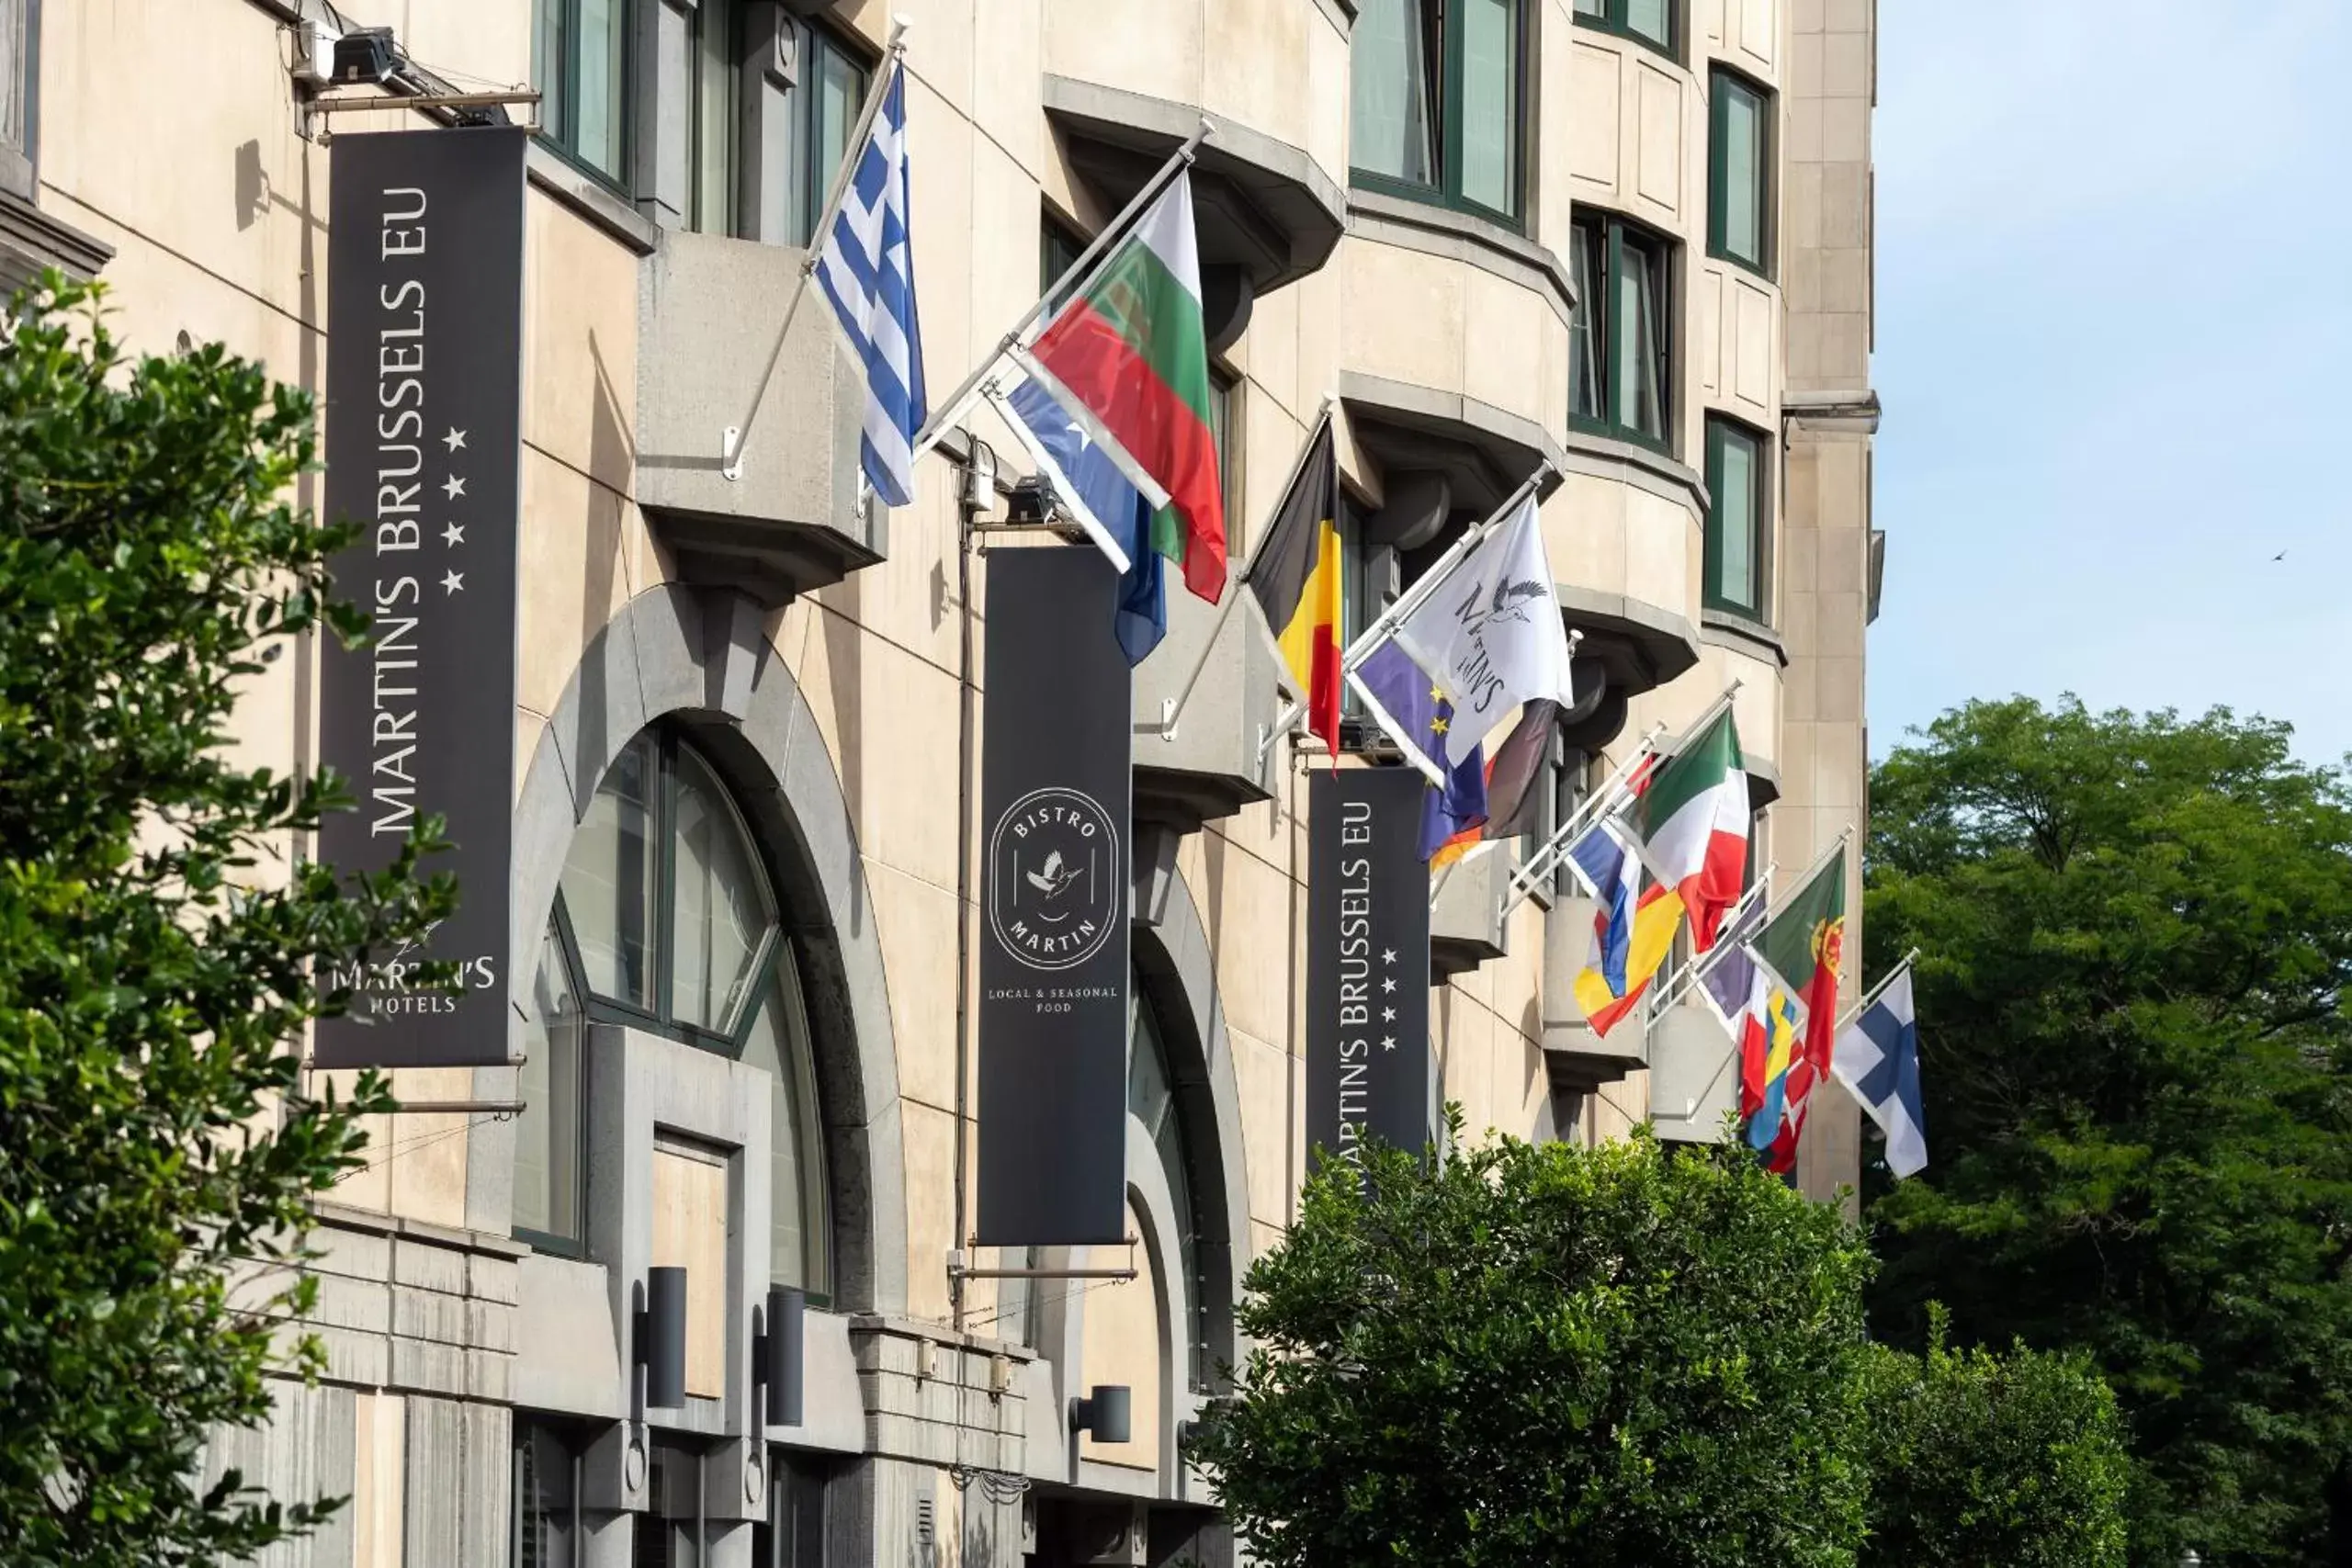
top-left (1244, 420), bottom-right (1343, 755)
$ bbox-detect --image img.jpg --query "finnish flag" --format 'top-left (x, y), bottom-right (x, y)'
top-left (1831, 966), bottom-right (1927, 1179)
top-left (815, 63), bottom-right (927, 508)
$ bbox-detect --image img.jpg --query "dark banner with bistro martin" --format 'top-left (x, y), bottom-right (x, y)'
top-left (977, 548), bottom-right (1134, 1246)
top-left (1307, 767), bottom-right (1432, 1175)
top-left (314, 128), bottom-right (526, 1069)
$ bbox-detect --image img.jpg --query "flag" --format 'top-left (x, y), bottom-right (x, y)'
top-left (1349, 640), bottom-right (1453, 785)
top-left (1026, 174), bottom-right (1227, 604)
top-left (1834, 967), bottom-right (1927, 1178)
top-left (1753, 844), bottom-right (1849, 1075)
top-left (1564, 821), bottom-right (1681, 1037)
top-left (1392, 493), bottom-right (1575, 766)
top-left (1244, 422), bottom-right (1344, 754)
top-left (991, 375), bottom-right (1164, 663)
top-left (1752, 845), bottom-right (1849, 1171)
top-left (1637, 708), bottom-right (1750, 953)
top-left (1746, 987), bottom-right (1804, 1155)
top-left (1420, 745), bottom-right (1488, 866)
top-left (814, 62), bottom-right (927, 508)
top-left (1481, 700), bottom-right (1558, 840)
top-left (1696, 894), bottom-right (1771, 1113)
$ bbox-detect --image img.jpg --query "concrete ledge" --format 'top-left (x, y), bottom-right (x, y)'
top-left (526, 142), bottom-right (660, 255)
top-left (1561, 428), bottom-right (1709, 514)
top-left (1700, 609), bottom-right (1789, 669)
top-left (1344, 187), bottom-right (1577, 325)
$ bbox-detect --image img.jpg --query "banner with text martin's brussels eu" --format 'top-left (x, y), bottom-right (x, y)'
top-left (977, 548), bottom-right (1134, 1245)
top-left (1308, 768), bottom-right (1433, 1176)
top-left (314, 128), bottom-right (526, 1069)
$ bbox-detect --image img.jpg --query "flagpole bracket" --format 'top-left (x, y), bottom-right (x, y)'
top-left (720, 425), bottom-right (744, 483)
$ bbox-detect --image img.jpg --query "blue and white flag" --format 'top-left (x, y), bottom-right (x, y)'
top-left (815, 62), bottom-right (927, 508)
top-left (1832, 966), bottom-right (1927, 1178)
top-left (989, 374), bottom-right (1167, 665)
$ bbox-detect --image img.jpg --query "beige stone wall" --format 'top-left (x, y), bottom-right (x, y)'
top-left (28, 0), bottom-right (1874, 1462)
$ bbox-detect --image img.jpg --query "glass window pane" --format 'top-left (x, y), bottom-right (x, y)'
top-left (560, 735), bottom-right (658, 1009)
top-left (690, 0), bottom-right (737, 235)
top-left (514, 923), bottom-right (583, 1243)
top-left (1569, 225), bottom-right (1603, 422)
top-left (639, 1442), bottom-right (704, 1568)
top-left (1714, 426), bottom-right (1758, 610)
top-left (1457, 0), bottom-right (1520, 216)
top-left (1612, 231), bottom-right (1668, 442)
top-left (533, 0), bottom-right (566, 158)
top-left (576, 0), bottom-right (628, 180)
top-left (514, 1423), bottom-right (577, 1568)
top-left (1722, 80), bottom-right (1764, 265)
top-left (1626, 0), bottom-right (1672, 49)
top-left (1350, 0), bottom-right (1437, 186)
top-left (1575, 0), bottom-right (1606, 16)
top-left (671, 748), bottom-right (775, 1033)
top-left (741, 955), bottom-right (830, 1293)
top-left (798, 36), bottom-right (865, 243)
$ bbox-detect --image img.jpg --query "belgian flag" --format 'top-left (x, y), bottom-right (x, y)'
top-left (1244, 420), bottom-right (1344, 755)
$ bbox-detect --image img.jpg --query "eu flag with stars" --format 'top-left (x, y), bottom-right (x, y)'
top-left (1353, 643), bottom-right (1487, 862)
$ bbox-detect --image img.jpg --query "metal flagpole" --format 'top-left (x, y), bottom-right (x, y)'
top-left (1498, 718), bottom-right (1670, 918)
top-left (1648, 860), bottom-right (1779, 1018)
top-left (1336, 458), bottom-right (1555, 676)
top-left (721, 16), bottom-right (911, 481)
top-left (1834, 947), bottom-right (1921, 1034)
top-left (1140, 397), bottom-right (1339, 742)
top-left (910, 119), bottom-right (1216, 465)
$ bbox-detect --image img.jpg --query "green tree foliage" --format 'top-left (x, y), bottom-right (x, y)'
top-left (0, 277), bottom-right (450, 1564)
top-left (1862, 1311), bottom-right (2132, 1568)
top-left (1863, 696), bottom-right (2352, 1565)
top-left (1187, 1119), bottom-right (1879, 1568)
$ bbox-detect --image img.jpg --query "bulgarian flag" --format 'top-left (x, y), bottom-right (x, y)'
top-left (1025, 174), bottom-right (1227, 604)
top-left (1635, 708), bottom-right (1750, 953)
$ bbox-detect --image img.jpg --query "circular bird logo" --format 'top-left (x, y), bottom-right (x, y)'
top-left (988, 786), bottom-right (1120, 971)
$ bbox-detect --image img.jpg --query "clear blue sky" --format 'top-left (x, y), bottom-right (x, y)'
top-left (1870, 1), bottom-right (2352, 766)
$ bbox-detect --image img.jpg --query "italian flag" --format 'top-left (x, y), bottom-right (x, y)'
top-left (1026, 175), bottom-right (1227, 604)
top-left (1636, 708), bottom-right (1750, 953)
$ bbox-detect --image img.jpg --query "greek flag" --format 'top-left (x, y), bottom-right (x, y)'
top-left (815, 63), bottom-right (927, 508)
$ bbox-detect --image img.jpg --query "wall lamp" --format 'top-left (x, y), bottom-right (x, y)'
top-left (756, 1285), bottom-right (806, 1427)
top-left (638, 1267), bottom-right (688, 1409)
top-left (1069, 1385), bottom-right (1132, 1444)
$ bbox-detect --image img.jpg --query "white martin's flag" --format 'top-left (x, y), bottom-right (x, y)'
top-left (1832, 966), bottom-right (1928, 1179)
top-left (1393, 494), bottom-right (1576, 765)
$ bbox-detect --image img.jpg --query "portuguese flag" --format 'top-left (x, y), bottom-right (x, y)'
top-left (1636, 707), bottom-right (1751, 952)
top-left (1243, 420), bottom-right (1342, 753)
top-left (1028, 174), bottom-right (1227, 604)
top-left (1755, 843), bottom-right (1849, 1088)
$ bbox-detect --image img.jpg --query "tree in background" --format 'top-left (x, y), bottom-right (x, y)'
top-left (1861, 1310), bottom-right (2132, 1568)
top-left (1863, 696), bottom-right (2352, 1565)
top-left (0, 277), bottom-right (450, 1564)
top-left (1188, 1119), bottom-right (1879, 1568)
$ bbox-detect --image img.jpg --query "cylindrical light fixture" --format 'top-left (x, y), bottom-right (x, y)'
top-left (643, 1266), bottom-right (689, 1408)
top-left (1069, 1384), bottom-right (1132, 1444)
top-left (763, 1285), bottom-right (806, 1427)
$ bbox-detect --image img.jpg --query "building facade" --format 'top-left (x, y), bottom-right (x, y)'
top-left (4, 0), bottom-right (1879, 1562)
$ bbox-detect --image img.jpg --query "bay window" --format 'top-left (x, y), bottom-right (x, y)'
top-left (1350, 0), bottom-right (1527, 226)
top-left (1570, 214), bottom-right (1675, 452)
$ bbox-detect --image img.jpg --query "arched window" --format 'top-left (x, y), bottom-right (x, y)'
top-left (1129, 972), bottom-right (1208, 1391)
top-left (514, 728), bottom-right (831, 1297)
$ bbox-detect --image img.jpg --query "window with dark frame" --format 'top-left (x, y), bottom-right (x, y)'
top-left (0, 0), bottom-right (35, 201)
top-left (533, 0), bottom-right (634, 190)
top-left (1570, 213), bottom-right (1676, 453)
top-left (1703, 414), bottom-right (1771, 621)
top-left (754, 1452), bottom-right (830, 1568)
top-left (686, 0), bottom-right (739, 236)
top-left (1573, 0), bottom-right (1678, 61)
top-left (512, 727), bottom-right (832, 1301)
top-left (1349, 0), bottom-right (1528, 227)
top-left (1708, 66), bottom-right (1774, 276)
top-left (512, 1420), bottom-right (583, 1568)
top-left (785, 19), bottom-right (870, 246)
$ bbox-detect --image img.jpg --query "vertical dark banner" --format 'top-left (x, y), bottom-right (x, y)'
top-left (977, 549), bottom-right (1133, 1245)
top-left (314, 128), bottom-right (526, 1069)
top-left (1307, 768), bottom-right (1432, 1175)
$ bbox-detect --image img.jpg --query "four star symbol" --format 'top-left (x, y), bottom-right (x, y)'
top-left (441, 426), bottom-right (468, 453)
top-left (440, 569), bottom-right (465, 595)
top-left (1382, 948), bottom-right (1397, 965)
top-left (440, 474), bottom-right (467, 501)
top-left (442, 521), bottom-right (466, 548)
top-left (1381, 1035), bottom-right (1396, 1052)
top-left (1381, 976), bottom-right (1396, 994)
top-left (1382, 1006), bottom-right (1396, 1023)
